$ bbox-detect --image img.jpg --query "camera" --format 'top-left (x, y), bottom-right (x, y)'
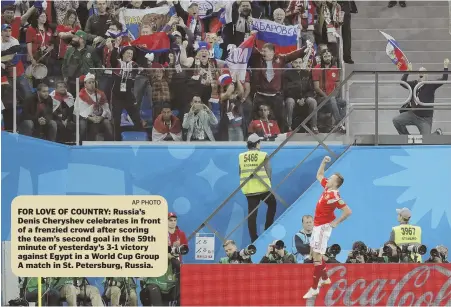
top-left (325, 244), bottom-right (341, 257)
top-left (169, 244), bottom-right (189, 256)
top-left (402, 244), bottom-right (427, 255)
top-left (239, 244), bottom-right (257, 259)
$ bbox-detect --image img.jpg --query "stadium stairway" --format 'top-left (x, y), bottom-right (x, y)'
top-left (347, 1), bottom-right (451, 135)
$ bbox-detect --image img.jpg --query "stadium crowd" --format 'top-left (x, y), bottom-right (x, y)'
top-left (1, 0), bottom-right (357, 143)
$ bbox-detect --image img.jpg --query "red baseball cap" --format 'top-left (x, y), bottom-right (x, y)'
top-left (168, 212), bottom-right (177, 219)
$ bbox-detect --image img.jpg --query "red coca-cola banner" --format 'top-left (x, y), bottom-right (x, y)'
top-left (181, 264), bottom-right (451, 306)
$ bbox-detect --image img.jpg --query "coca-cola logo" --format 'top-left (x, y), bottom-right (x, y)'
top-left (306, 265), bottom-right (451, 306)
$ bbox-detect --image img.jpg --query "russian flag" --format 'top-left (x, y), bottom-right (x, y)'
top-left (131, 32), bottom-right (170, 53)
top-left (224, 34), bottom-right (255, 82)
top-left (201, 2), bottom-right (233, 33)
top-left (380, 31), bottom-right (411, 71)
top-left (252, 19), bottom-right (299, 54)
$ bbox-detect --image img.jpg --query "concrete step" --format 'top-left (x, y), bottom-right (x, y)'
top-left (352, 51), bottom-right (450, 64)
top-left (352, 28), bottom-right (451, 41)
top-left (353, 17), bottom-right (449, 30)
top-left (356, 6), bottom-right (448, 18)
top-left (357, 1), bottom-right (449, 7)
top-left (352, 40), bottom-right (451, 52)
top-left (349, 109), bottom-right (451, 122)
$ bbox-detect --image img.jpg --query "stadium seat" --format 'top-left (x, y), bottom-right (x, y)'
top-left (121, 131), bottom-right (148, 141)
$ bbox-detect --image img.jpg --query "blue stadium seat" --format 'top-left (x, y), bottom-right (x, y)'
top-left (121, 131), bottom-right (148, 141)
top-left (172, 109), bottom-right (179, 117)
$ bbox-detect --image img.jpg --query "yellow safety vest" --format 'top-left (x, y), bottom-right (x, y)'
top-left (392, 224), bottom-right (423, 263)
top-left (238, 150), bottom-right (271, 195)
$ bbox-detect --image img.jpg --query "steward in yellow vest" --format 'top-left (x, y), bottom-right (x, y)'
top-left (390, 207), bottom-right (423, 263)
top-left (239, 133), bottom-right (277, 242)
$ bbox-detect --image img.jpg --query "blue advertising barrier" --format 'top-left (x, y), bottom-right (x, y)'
top-left (251, 145), bottom-right (451, 263)
top-left (1, 132), bottom-right (346, 264)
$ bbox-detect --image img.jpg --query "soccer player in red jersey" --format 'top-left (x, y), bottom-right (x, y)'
top-left (303, 156), bottom-right (352, 299)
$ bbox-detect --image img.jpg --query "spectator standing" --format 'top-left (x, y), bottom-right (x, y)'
top-left (53, 0), bottom-right (80, 26)
top-left (19, 83), bottom-right (58, 141)
top-left (84, 0), bottom-right (114, 46)
top-left (56, 10), bottom-right (80, 65)
top-left (251, 42), bottom-right (307, 132)
top-left (218, 74), bottom-right (245, 141)
top-left (174, 2), bottom-right (204, 42)
top-left (312, 49), bottom-right (346, 133)
top-left (26, 10), bottom-right (56, 85)
top-left (221, 1), bottom-right (253, 60)
top-left (182, 95), bottom-right (218, 141)
top-left (286, 1), bottom-right (316, 47)
top-left (1, 3), bottom-right (36, 43)
top-left (152, 104), bottom-right (183, 142)
top-left (338, 1), bottom-right (357, 64)
top-left (149, 62), bottom-right (174, 123)
top-left (284, 57), bottom-right (318, 133)
top-left (392, 59), bottom-right (449, 135)
top-left (314, 0), bottom-right (343, 59)
top-left (74, 73), bottom-right (113, 142)
top-left (62, 30), bottom-right (102, 96)
top-left (272, 8), bottom-right (286, 24)
top-left (109, 43), bottom-right (143, 140)
top-left (1, 24), bottom-right (32, 98)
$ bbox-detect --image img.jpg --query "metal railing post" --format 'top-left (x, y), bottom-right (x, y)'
top-left (375, 72), bottom-right (379, 145)
top-left (13, 67), bottom-right (17, 133)
top-left (75, 78), bottom-right (80, 146)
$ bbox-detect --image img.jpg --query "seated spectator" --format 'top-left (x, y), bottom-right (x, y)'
top-left (393, 59), bottom-right (449, 135)
top-left (218, 74), bottom-right (245, 141)
top-left (152, 104), bottom-right (183, 142)
top-left (284, 57), bottom-right (318, 133)
top-left (74, 73), bottom-right (113, 142)
top-left (50, 80), bottom-right (75, 143)
top-left (248, 104), bottom-right (281, 139)
top-left (312, 49), bottom-right (346, 133)
top-left (19, 83), bottom-right (58, 142)
top-left (182, 95), bottom-right (218, 141)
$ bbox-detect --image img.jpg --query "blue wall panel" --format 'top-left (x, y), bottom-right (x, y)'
top-left (252, 146), bottom-right (451, 263)
top-left (1, 132), bottom-right (346, 264)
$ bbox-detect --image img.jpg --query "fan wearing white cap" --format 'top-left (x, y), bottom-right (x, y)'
top-left (238, 133), bottom-right (277, 243)
top-left (390, 207), bottom-right (423, 263)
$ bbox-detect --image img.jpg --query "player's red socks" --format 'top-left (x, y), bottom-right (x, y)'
top-left (321, 259), bottom-right (328, 280)
top-left (312, 263), bottom-right (323, 290)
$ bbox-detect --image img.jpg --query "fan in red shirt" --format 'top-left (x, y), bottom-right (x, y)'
top-left (168, 212), bottom-right (188, 262)
top-left (303, 156), bottom-right (352, 300)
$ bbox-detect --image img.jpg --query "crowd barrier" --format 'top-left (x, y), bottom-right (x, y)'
top-left (181, 263), bottom-right (451, 306)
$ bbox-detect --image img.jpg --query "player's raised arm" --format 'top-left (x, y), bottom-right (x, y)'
top-left (316, 156), bottom-right (331, 182)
